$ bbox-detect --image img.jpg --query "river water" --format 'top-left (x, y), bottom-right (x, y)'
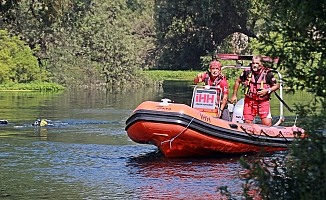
top-left (0, 81), bottom-right (311, 199)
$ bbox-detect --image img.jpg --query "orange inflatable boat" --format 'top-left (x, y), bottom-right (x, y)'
top-left (125, 54), bottom-right (305, 157)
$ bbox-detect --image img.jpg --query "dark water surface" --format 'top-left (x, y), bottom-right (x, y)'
top-left (0, 81), bottom-right (311, 199)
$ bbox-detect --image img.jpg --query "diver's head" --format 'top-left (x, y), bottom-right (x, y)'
top-left (33, 118), bottom-right (41, 126)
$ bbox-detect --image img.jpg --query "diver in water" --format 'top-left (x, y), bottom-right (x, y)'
top-left (32, 119), bottom-right (54, 127)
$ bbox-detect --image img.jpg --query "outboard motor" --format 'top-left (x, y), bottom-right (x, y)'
top-left (231, 98), bottom-right (244, 123)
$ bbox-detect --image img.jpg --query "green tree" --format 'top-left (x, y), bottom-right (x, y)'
top-left (44, 0), bottom-right (155, 86)
top-left (0, 0), bottom-right (85, 85)
top-left (1, 0), bottom-right (156, 87)
top-left (154, 0), bottom-right (256, 70)
top-left (220, 0), bottom-right (326, 199)
top-left (0, 0), bottom-right (74, 55)
top-left (0, 30), bottom-right (44, 83)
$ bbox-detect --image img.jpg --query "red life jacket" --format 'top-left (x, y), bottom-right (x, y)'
top-left (204, 73), bottom-right (225, 104)
top-left (244, 68), bottom-right (271, 100)
top-left (204, 72), bottom-right (224, 86)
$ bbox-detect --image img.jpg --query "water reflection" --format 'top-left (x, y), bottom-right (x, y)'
top-left (161, 80), bottom-right (194, 105)
top-left (127, 152), bottom-right (245, 199)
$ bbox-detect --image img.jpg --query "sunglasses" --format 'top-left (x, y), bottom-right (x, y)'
top-left (252, 62), bottom-right (260, 64)
top-left (211, 68), bottom-right (220, 70)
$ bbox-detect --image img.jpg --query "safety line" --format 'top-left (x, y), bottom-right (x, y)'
top-left (161, 111), bottom-right (200, 149)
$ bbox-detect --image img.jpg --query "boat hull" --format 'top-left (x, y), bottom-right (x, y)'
top-left (125, 101), bottom-right (304, 157)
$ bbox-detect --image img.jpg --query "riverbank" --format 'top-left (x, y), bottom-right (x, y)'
top-left (143, 70), bottom-right (237, 86)
top-left (0, 70), bottom-right (236, 91)
top-left (143, 70), bottom-right (199, 81)
top-left (0, 82), bottom-right (65, 91)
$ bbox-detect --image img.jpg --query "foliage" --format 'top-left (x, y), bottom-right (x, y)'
top-left (0, 30), bottom-right (46, 84)
top-left (0, 0), bottom-right (156, 87)
top-left (45, 0), bottom-right (138, 86)
top-left (0, 0), bottom-right (73, 56)
top-left (231, 108), bottom-right (326, 200)
top-left (218, 0), bottom-right (326, 199)
top-left (255, 1), bottom-right (326, 100)
top-left (0, 0), bottom-right (267, 87)
top-left (82, 0), bottom-right (149, 85)
top-left (154, 0), bottom-right (256, 70)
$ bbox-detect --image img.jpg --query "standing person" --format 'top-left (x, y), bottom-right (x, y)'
top-left (194, 61), bottom-right (229, 120)
top-left (230, 55), bottom-right (279, 126)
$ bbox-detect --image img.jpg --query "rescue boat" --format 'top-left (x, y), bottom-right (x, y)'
top-left (125, 54), bottom-right (305, 157)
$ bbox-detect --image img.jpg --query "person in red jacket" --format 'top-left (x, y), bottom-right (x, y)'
top-left (230, 55), bottom-right (279, 126)
top-left (194, 61), bottom-right (229, 120)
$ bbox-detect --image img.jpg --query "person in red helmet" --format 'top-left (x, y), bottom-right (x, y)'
top-left (230, 55), bottom-right (279, 126)
top-left (194, 61), bottom-right (229, 120)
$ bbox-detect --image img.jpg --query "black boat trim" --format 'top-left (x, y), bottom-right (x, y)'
top-left (125, 109), bottom-right (294, 148)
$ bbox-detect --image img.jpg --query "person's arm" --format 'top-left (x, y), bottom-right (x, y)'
top-left (258, 72), bottom-right (280, 96)
top-left (268, 82), bottom-right (279, 94)
top-left (220, 95), bottom-right (228, 110)
top-left (220, 79), bottom-right (228, 111)
top-left (217, 79), bottom-right (228, 118)
top-left (194, 73), bottom-right (204, 84)
top-left (268, 73), bottom-right (280, 93)
top-left (230, 77), bottom-right (242, 103)
top-left (218, 94), bottom-right (228, 118)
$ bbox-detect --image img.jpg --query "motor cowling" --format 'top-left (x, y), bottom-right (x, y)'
top-left (231, 98), bottom-right (244, 123)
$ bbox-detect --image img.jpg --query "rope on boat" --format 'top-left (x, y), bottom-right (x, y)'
top-left (240, 125), bottom-right (288, 142)
top-left (261, 129), bottom-right (288, 142)
top-left (240, 126), bottom-right (264, 139)
top-left (160, 111), bottom-right (200, 149)
top-left (240, 126), bottom-right (256, 137)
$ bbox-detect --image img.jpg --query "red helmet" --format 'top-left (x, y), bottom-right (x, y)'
top-left (209, 61), bottom-right (222, 70)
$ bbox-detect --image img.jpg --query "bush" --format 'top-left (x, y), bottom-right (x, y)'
top-left (0, 30), bottom-right (46, 84)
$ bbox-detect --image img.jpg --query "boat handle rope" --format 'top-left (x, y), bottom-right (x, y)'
top-left (161, 111), bottom-right (200, 149)
top-left (240, 126), bottom-right (288, 142)
top-left (240, 126), bottom-right (258, 137)
top-left (261, 129), bottom-right (288, 142)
